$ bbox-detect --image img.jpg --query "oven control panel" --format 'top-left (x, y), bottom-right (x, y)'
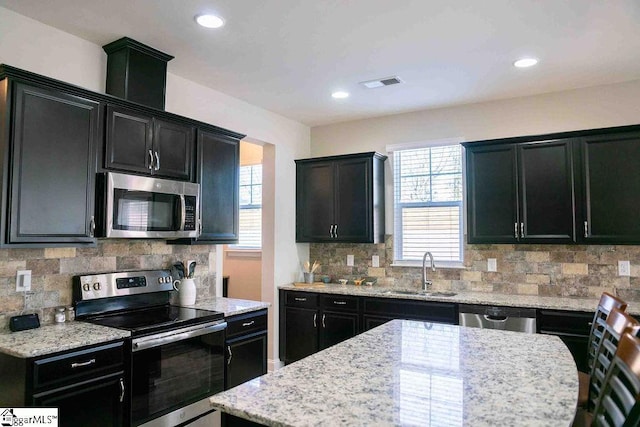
top-left (74, 270), bottom-right (174, 300)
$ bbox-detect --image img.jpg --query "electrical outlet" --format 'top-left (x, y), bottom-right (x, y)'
top-left (347, 255), bottom-right (354, 267)
top-left (618, 260), bottom-right (631, 277)
top-left (372, 255), bottom-right (380, 268)
top-left (487, 258), bottom-right (497, 272)
top-left (16, 270), bottom-right (31, 291)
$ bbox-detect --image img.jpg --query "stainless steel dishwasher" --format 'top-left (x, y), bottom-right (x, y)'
top-left (459, 304), bottom-right (537, 333)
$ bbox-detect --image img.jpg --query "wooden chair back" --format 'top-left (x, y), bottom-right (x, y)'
top-left (592, 332), bottom-right (640, 427)
top-left (589, 308), bottom-right (640, 411)
top-left (588, 292), bottom-right (628, 371)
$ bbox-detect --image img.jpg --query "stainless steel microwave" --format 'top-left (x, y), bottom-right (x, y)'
top-left (99, 172), bottom-right (200, 239)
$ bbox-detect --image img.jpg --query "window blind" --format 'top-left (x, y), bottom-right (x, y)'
top-left (235, 164), bottom-right (262, 248)
top-left (392, 144), bottom-right (463, 262)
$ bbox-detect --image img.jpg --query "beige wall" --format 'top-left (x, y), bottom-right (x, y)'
top-left (223, 251), bottom-right (262, 301)
top-left (0, 6), bottom-right (310, 367)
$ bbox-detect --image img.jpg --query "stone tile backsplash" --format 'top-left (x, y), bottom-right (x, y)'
top-left (309, 235), bottom-right (640, 302)
top-left (0, 240), bottom-right (217, 329)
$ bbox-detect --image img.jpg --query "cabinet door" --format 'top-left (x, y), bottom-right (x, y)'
top-left (153, 118), bottom-right (194, 180)
top-left (580, 132), bottom-right (640, 243)
top-left (334, 157), bottom-right (372, 242)
top-left (519, 140), bottom-right (576, 242)
top-left (466, 145), bottom-right (518, 243)
top-left (197, 130), bottom-right (239, 242)
top-left (105, 106), bottom-right (153, 175)
top-left (296, 161), bottom-right (335, 242)
top-left (226, 332), bottom-right (267, 390)
top-left (9, 83), bottom-right (99, 244)
top-left (32, 373), bottom-right (124, 427)
top-left (284, 307), bottom-right (318, 364)
top-left (319, 311), bottom-right (359, 350)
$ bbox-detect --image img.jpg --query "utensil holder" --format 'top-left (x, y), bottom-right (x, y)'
top-left (303, 272), bottom-right (314, 283)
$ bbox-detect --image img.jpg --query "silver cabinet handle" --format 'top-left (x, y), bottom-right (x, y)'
top-left (227, 345), bottom-right (232, 366)
top-left (313, 313), bottom-right (317, 328)
top-left (71, 358), bottom-right (96, 368)
top-left (294, 297), bottom-right (307, 302)
top-left (520, 222), bottom-right (524, 238)
top-left (329, 224), bottom-right (334, 238)
top-left (334, 224), bottom-right (338, 238)
top-left (198, 219), bottom-right (202, 236)
top-left (119, 378), bottom-right (125, 403)
top-left (89, 216), bottom-right (95, 237)
top-left (148, 149), bottom-right (154, 170)
top-left (322, 314), bottom-right (326, 328)
top-left (333, 301), bottom-right (347, 305)
top-left (514, 223), bottom-right (519, 239)
top-left (154, 151), bottom-right (160, 171)
top-left (242, 320), bottom-right (255, 327)
top-left (584, 221), bottom-right (588, 238)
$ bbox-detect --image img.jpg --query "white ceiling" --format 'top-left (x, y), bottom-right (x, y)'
top-left (2, 0), bottom-right (640, 127)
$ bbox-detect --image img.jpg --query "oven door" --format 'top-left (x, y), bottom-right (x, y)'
top-left (105, 172), bottom-right (200, 239)
top-left (131, 321), bottom-right (226, 426)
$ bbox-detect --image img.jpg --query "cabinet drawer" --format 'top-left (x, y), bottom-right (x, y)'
top-left (363, 298), bottom-right (457, 324)
top-left (285, 291), bottom-right (318, 308)
top-left (321, 294), bottom-right (359, 311)
top-left (33, 341), bottom-right (124, 390)
top-left (226, 310), bottom-right (268, 339)
top-left (538, 309), bottom-right (593, 336)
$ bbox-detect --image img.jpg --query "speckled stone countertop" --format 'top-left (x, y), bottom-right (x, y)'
top-left (210, 319), bottom-right (577, 426)
top-left (0, 297), bottom-right (268, 359)
top-left (192, 297), bottom-right (270, 317)
top-left (0, 322), bottom-right (130, 358)
top-left (280, 283), bottom-right (640, 315)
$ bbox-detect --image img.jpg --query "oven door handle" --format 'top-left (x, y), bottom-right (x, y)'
top-left (132, 322), bottom-right (227, 352)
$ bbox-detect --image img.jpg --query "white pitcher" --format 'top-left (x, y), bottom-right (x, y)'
top-left (173, 278), bottom-right (196, 306)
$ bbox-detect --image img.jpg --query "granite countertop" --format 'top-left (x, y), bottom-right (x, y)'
top-left (210, 319), bottom-right (577, 426)
top-left (192, 297), bottom-right (270, 317)
top-left (280, 283), bottom-right (640, 315)
top-left (0, 322), bottom-right (131, 358)
top-left (0, 297), bottom-right (269, 358)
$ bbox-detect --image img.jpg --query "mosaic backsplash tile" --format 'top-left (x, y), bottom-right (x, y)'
top-left (0, 240), bottom-right (217, 329)
top-left (309, 235), bottom-right (640, 301)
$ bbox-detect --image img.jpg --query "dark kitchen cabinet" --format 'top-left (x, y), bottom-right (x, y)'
top-left (296, 152), bottom-right (386, 243)
top-left (362, 297), bottom-right (457, 331)
top-left (579, 131), bottom-right (640, 243)
top-left (319, 295), bottom-right (360, 350)
top-left (5, 81), bottom-right (100, 245)
top-left (283, 306), bottom-right (319, 364)
top-left (538, 309), bottom-right (593, 373)
top-left (225, 310), bottom-right (268, 390)
top-left (0, 340), bottom-right (126, 426)
top-left (105, 105), bottom-right (194, 180)
top-left (465, 139), bottom-right (575, 244)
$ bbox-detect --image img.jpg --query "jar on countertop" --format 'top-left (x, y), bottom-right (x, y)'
top-left (54, 307), bottom-right (66, 323)
top-left (66, 306), bottom-right (75, 321)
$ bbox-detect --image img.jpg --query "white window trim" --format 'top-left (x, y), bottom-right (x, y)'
top-left (387, 137), bottom-right (466, 266)
top-left (225, 248), bottom-right (262, 259)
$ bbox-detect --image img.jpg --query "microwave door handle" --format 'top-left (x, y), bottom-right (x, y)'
top-left (179, 195), bottom-right (187, 231)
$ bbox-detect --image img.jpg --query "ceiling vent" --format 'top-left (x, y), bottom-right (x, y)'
top-left (359, 76), bottom-right (403, 89)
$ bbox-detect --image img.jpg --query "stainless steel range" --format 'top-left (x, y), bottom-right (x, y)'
top-left (73, 270), bottom-right (226, 427)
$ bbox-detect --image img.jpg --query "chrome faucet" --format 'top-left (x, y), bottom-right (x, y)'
top-left (422, 251), bottom-right (435, 291)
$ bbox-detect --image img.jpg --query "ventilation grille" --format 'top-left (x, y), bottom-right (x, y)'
top-left (360, 76), bottom-right (403, 89)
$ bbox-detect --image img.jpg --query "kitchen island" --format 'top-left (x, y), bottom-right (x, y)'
top-left (210, 319), bottom-right (578, 426)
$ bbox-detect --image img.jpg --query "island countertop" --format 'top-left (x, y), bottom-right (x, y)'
top-left (279, 283), bottom-right (640, 315)
top-left (209, 319), bottom-right (578, 426)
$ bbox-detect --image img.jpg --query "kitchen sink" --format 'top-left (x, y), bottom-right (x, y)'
top-left (378, 289), bottom-right (457, 297)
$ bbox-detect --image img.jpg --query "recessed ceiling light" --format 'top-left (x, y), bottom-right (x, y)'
top-left (514, 58), bottom-right (538, 68)
top-left (195, 14), bottom-right (225, 29)
top-left (332, 91), bottom-right (349, 99)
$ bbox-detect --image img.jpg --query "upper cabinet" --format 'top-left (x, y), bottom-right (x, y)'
top-left (105, 105), bottom-right (194, 181)
top-left (579, 131), bottom-right (640, 243)
top-left (465, 126), bottom-right (640, 245)
top-left (466, 139), bottom-right (576, 244)
top-left (2, 80), bottom-right (100, 245)
top-left (296, 152), bottom-right (386, 243)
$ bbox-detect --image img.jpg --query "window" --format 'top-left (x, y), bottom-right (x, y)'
top-left (236, 164), bottom-right (262, 248)
top-left (391, 143), bottom-right (463, 263)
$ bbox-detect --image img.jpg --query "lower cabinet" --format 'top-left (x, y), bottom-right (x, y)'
top-left (0, 340), bottom-right (126, 426)
top-left (279, 290), bottom-right (457, 364)
top-left (225, 309), bottom-right (268, 390)
top-left (538, 309), bottom-right (593, 373)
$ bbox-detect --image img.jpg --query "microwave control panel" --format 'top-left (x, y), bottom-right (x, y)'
top-left (184, 196), bottom-right (197, 231)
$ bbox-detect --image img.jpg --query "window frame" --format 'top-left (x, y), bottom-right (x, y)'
top-left (387, 138), bottom-right (466, 268)
top-left (231, 164), bottom-right (263, 250)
